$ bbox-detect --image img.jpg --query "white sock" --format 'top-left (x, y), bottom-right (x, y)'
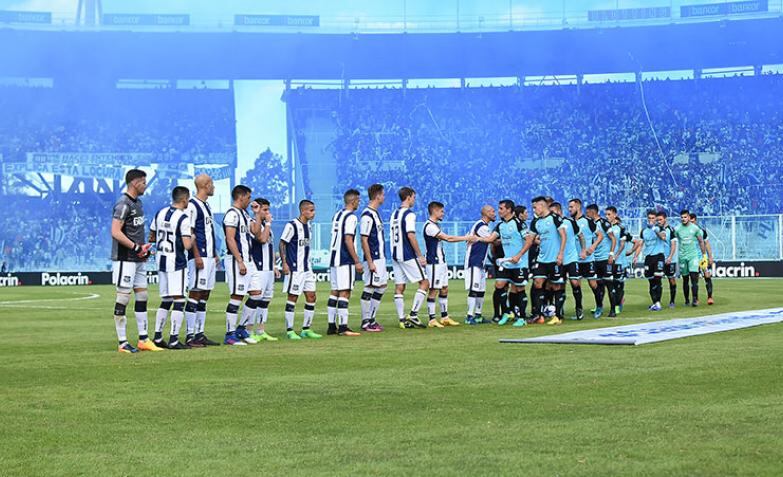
top-left (337, 297), bottom-right (349, 326)
top-left (226, 299), bottom-right (241, 333)
top-left (259, 300), bottom-right (270, 328)
top-left (439, 295), bottom-right (448, 317)
top-left (155, 306), bottom-right (169, 334)
top-left (370, 289), bottom-right (385, 321)
top-left (114, 315), bottom-right (127, 342)
top-left (135, 310), bottom-right (148, 337)
top-left (427, 298), bottom-right (436, 318)
top-left (394, 294), bottom-right (405, 320)
top-left (239, 299), bottom-right (255, 327)
top-left (170, 302), bottom-right (185, 339)
top-left (197, 301), bottom-right (207, 334)
top-left (303, 302), bottom-right (315, 328)
top-left (360, 288), bottom-right (373, 321)
top-left (411, 289), bottom-right (426, 314)
top-left (475, 296), bottom-right (485, 315)
top-left (185, 299), bottom-right (197, 336)
top-left (467, 296), bottom-right (476, 316)
top-left (285, 301), bottom-right (295, 330)
top-left (327, 295), bottom-right (338, 324)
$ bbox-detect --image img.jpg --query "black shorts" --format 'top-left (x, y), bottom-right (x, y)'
top-left (564, 262), bottom-right (580, 280)
top-left (644, 254), bottom-right (665, 279)
top-left (531, 261), bottom-right (564, 284)
top-left (613, 264), bottom-right (627, 281)
top-left (578, 261), bottom-right (597, 280)
top-left (496, 267), bottom-right (527, 286)
top-left (595, 260), bottom-right (612, 281)
top-left (664, 262), bottom-right (678, 278)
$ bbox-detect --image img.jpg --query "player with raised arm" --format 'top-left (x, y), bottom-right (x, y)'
top-left (464, 205), bottom-right (495, 325)
top-left (280, 200), bottom-right (321, 340)
top-left (656, 211), bottom-right (679, 308)
top-left (359, 184), bottom-right (387, 332)
top-left (110, 169), bottom-right (159, 353)
top-left (422, 201), bottom-right (473, 328)
top-left (568, 199), bottom-right (601, 320)
top-left (149, 186), bottom-right (193, 349)
top-left (633, 210), bottom-right (667, 311)
top-left (222, 185), bottom-right (256, 346)
top-left (326, 189), bottom-right (364, 336)
top-left (184, 174), bottom-right (220, 347)
top-left (390, 187), bottom-right (429, 329)
top-left (676, 210), bottom-right (707, 306)
top-left (247, 198), bottom-right (280, 342)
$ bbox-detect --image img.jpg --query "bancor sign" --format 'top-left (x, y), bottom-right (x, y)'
top-left (500, 308), bottom-right (783, 346)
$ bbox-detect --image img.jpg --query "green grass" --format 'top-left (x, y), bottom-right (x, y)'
top-left (1, 278), bottom-right (782, 476)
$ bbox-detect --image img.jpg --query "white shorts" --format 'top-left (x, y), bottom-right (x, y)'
top-left (250, 269), bottom-right (275, 299)
top-left (362, 258), bottom-right (389, 288)
top-left (330, 265), bottom-right (355, 291)
top-left (464, 266), bottom-right (487, 293)
top-left (225, 257), bottom-right (255, 296)
top-left (425, 263), bottom-right (449, 289)
top-left (188, 257), bottom-right (217, 291)
top-left (112, 260), bottom-right (147, 291)
top-left (393, 258), bottom-right (426, 285)
top-left (159, 268), bottom-right (188, 298)
top-left (283, 270), bottom-right (316, 296)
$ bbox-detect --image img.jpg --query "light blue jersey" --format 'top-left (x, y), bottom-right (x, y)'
top-left (494, 218), bottom-right (527, 270)
top-left (562, 217), bottom-right (581, 265)
top-left (593, 217), bottom-right (613, 261)
top-left (639, 224), bottom-right (665, 257)
top-left (575, 216), bottom-right (596, 263)
top-left (529, 213), bottom-right (565, 264)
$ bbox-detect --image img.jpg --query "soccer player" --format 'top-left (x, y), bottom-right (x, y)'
top-left (633, 210), bottom-right (667, 311)
top-left (528, 197), bottom-right (568, 325)
top-left (110, 169), bottom-right (159, 353)
top-left (551, 202), bottom-right (586, 320)
top-left (488, 217), bottom-right (509, 324)
top-left (464, 205), bottom-right (495, 324)
top-left (586, 204), bottom-right (617, 318)
top-left (656, 211), bottom-right (679, 308)
top-left (359, 184), bottom-right (387, 332)
top-left (184, 174), bottom-right (220, 347)
top-left (222, 184), bottom-right (257, 346)
top-left (422, 201), bottom-right (472, 328)
top-left (247, 198), bottom-right (280, 342)
top-left (390, 187), bottom-right (429, 329)
top-left (605, 207), bottom-right (628, 316)
top-left (690, 213), bottom-right (715, 305)
top-left (568, 198), bottom-right (602, 320)
top-left (280, 200), bottom-right (321, 339)
top-left (675, 209), bottom-right (707, 306)
top-left (149, 186), bottom-right (193, 349)
top-left (475, 199), bottom-right (530, 327)
top-left (326, 189), bottom-right (364, 336)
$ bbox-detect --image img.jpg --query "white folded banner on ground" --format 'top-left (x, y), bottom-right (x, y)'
top-left (500, 308), bottom-right (783, 346)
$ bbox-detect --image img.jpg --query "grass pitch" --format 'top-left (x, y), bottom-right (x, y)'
top-left (1, 278), bottom-right (782, 476)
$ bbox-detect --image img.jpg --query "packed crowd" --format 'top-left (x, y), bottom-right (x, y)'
top-left (288, 74), bottom-right (783, 220)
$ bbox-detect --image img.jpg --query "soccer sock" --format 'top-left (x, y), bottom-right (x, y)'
top-left (669, 282), bottom-right (677, 304)
top-left (360, 289), bottom-right (373, 323)
top-left (336, 297), bottom-right (349, 327)
top-left (475, 291), bottom-right (485, 315)
top-left (467, 291), bottom-right (477, 318)
top-left (619, 281), bottom-right (626, 304)
top-left (493, 288), bottom-right (504, 317)
top-left (370, 288), bottom-right (385, 322)
top-left (546, 289), bottom-right (555, 306)
top-left (240, 296), bottom-right (259, 327)
top-left (154, 299), bottom-right (173, 338)
top-left (535, 287), bottom-right (547, 317)
top-left (257, 299), bottom-right (270, 332)
top-left (327, 295), bottom-right (338, 324)
top-left (518, 290), bottom-right (527, 318)
top-left (225, 299), bottom-right (241, 334)
top-left (134, 297), bottom-right (149, 340)
top-left (648, 280), bottom-right (656, 303)
top-left (508, 291), bottom-right (519, 317)
top-left (654, 278), bottom-right (663, 303)
top-left (501, 290), bottom-right (510, 314)
top-left (439, 294), bottom-right (448, 318)
top-left (114, 315), bottom-right (127, 343)
top-left (690, 272), bottom-right (700, 301)
top-left (304, 302), bottom-right (316, 329)
top-left (410, 289), bottom-right (427, 316)
top-left (170, 299), bottom-right (185, 342)
top-left (196, 300), bottom-right (207, 335)
top-left (572, 285), bottom-right (583, 311)
top-left (394, 294), bottom-right (405, 320)
top-left (284, 301), bottom-right (295, 331)
top-left (705, 277), bottom-right (713, 299)
top-left (607, 281), bottom-right (616, 310)
top-left (185, 299), bottom-right (198, 338)
top-left (554, 289), bottom-right (566, 318)
top-left (427, 297), bottom-right (437, 319)
top-left (595, 282), bottom-right (604, 308)
top-left (683, 275), bottom-right (691, 302)
top-left (530, 287), bottom-right (540, 317)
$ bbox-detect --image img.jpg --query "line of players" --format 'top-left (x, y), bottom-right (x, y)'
top-left (109, 169), bottom-right (715, 352)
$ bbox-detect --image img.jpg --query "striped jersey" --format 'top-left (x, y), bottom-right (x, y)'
top-left (280, 218), bottom-right (312, 272)
top-left (465, 219), bottom-right (491, 268)
top-left (329, 209), bottom-right (359, 267)
top-left (222, 206), bottom-right (252, 263)
top-left (360, 207), bottom-right (385, 261)
top-left (423, 219), bottom-right (446, 265)
top-left (390, 207), bottom-right (417, 262)
top-left (250, 219), bottom-right (275, 272)
top-left (186, 197), bottom-right (217, 260)
top-left (150, 206), bottom-right (191, 272)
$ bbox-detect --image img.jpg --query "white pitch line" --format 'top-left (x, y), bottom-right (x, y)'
top-left (0, 292), bottom-right (101, 306)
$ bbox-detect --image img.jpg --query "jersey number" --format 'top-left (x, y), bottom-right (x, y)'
top-left (391, 224), bottom-right (400, 244)
top-left (157, 230), bottom-right (175, 253)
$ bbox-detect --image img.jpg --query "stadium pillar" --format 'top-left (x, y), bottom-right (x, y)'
top-left (577, 74), bottom-right (583, 95)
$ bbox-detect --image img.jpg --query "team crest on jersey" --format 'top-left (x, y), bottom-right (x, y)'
top-left (237, 284), bottom-right (245, 291)
top-left (292, 284), bottom-right (300, 292)
top-left (132, 217), bottom-right (144, 226)
top-left (122, 276), bottom-right (131, 283)
top-left (199, 278), bottom-right (206, 285)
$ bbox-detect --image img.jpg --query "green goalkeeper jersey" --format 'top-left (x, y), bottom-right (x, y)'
top-left (674, 223), bottom-right (703, 260)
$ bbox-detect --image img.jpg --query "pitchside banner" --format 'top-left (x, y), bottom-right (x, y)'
top-left (2, 261), bottom-right (783, 287)
top-left (102, 13), bottom-right (190, 26)
top-left (0, 10), bottom-right (52, 23)
top-left (501, 308), bottom-right (783, 346)
top-left (234, 14), bottom-right (320, 27)
top-left (681, 0), bottom-right (768, 17)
